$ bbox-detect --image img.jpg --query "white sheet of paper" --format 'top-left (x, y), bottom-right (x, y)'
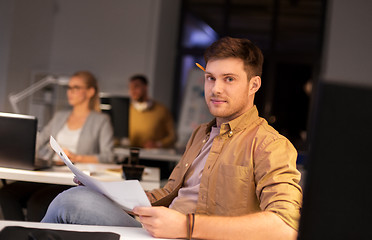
top-left (49, 136), bottom-right (151, 211)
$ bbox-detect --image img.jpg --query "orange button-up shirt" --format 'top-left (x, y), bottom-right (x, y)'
top-left (149, 106), bottom-right (303, 230)
top-left (129, 101), bottom-right (176, 148)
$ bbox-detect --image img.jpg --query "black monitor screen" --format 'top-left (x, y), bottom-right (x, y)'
top-left (298, 82), bottom-right (372, 239)
top-left (100, 96), bottom-right (130, 139)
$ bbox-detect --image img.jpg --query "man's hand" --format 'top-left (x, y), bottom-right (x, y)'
top-left (132, 206), bottom-right (187, 239)
top-left (73, 176), bottom-right (84, 185)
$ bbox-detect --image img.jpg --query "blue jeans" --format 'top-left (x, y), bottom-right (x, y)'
top-left (41, 186), bottom-right (142, 227)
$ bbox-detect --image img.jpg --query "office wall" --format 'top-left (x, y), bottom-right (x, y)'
top-left (0, 0), bottom-right (180, 113)
top-left (0, 0), bottom-right (54, 113)
top-left (152, 0), bottom-right (181, 109)
top-left (321, 0), bottom-right (372, 86)
top-left (48, 0), bottom-right (175, 96)
top-left (0, 0), bottom-right (13, 111)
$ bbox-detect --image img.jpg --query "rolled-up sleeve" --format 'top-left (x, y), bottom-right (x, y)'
top-left (254, 136), bottom-right (303, 230)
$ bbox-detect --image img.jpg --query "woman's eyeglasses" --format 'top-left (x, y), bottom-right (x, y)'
top-left (66, 85), bottom-right (87, 92)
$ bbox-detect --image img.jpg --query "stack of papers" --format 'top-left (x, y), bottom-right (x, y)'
top-left (49, 136), bottom-right (151, 211)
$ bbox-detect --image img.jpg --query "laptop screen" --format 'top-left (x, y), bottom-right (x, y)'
top-left (0, 112), bottom-right (38, 170)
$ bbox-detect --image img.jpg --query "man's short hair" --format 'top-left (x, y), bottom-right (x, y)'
top-left (130, 74), bottom-right (148, 85)
top-left (204, 37), bottom-right (264, 78)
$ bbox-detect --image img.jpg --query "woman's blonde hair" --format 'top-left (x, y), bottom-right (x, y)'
top-left (72, 71), bottom-right (101, 112)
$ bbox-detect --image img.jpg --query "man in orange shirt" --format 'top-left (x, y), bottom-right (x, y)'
top-left (43, 37), bottom-right (302, 240)
top-left (128, 74), bottom-right (176, 149)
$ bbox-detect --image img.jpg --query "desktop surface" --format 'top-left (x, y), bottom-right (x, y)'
top-left (114, 147), bottom-right (182, 163)
top-left (0, 164), bottom-right (161, 191)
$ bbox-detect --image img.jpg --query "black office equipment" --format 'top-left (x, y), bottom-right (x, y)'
top-left (0, 112), bottom-right (50, 170)
top-left (100, 96), bottom-right (130, 140)
top-left (0, 226), bottom-right (120, 240)
top-left (298, 82), bottom-right (372, 239)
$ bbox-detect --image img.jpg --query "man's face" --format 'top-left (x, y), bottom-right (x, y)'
top-left (129, 79), bottom-right (147, 102)
top-left (204, 57), bottom-right (258, 126)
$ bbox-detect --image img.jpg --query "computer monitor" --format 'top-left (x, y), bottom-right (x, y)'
top-left (298, 82), bottom-right (372, 239)
top-left (100, 96), bottom-right (130, 139)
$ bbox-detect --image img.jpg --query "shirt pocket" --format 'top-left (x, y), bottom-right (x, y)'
top-left (214, 164), bottom-right (253, 215)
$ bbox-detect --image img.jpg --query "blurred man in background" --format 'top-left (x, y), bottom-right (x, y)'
top-left (128, 74), bottom-right (176, 149)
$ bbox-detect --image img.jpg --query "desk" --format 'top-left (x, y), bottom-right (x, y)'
top-left (0, 220), bottom-right (174, 240)
top-left (114, 148), bottom-right (183, 180)
top-left (114, 147), bottom-right (182, 163)
top-left (0, 164), bottom-right (160, 191)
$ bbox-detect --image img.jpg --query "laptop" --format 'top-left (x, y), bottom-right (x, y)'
top-left (0, 112), bottom-right (51, 170)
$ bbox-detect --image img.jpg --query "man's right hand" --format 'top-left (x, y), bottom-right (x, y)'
top-left (73, 176), bottom-right (84, 185)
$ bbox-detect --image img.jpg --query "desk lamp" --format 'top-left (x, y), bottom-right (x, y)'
top-left (8, 75), bottom-right (69, 114)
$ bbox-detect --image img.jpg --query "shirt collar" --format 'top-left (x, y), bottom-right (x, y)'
top-left (205, 105), bottom-right (260, 135)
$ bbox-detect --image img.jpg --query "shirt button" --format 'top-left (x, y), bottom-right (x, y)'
top-left (185, 163), bottom-right (189, 167)
top-left (228, 131), bottom-right (233, 137)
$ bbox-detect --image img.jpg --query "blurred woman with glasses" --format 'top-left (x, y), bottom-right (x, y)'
top-left (37, 71), bottom-right (113, 164)
top-left (0, 71), bottom-right (114, 221)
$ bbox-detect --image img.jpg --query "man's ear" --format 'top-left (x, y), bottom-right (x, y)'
top-left (249, 76), bottom-right (261, 95)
